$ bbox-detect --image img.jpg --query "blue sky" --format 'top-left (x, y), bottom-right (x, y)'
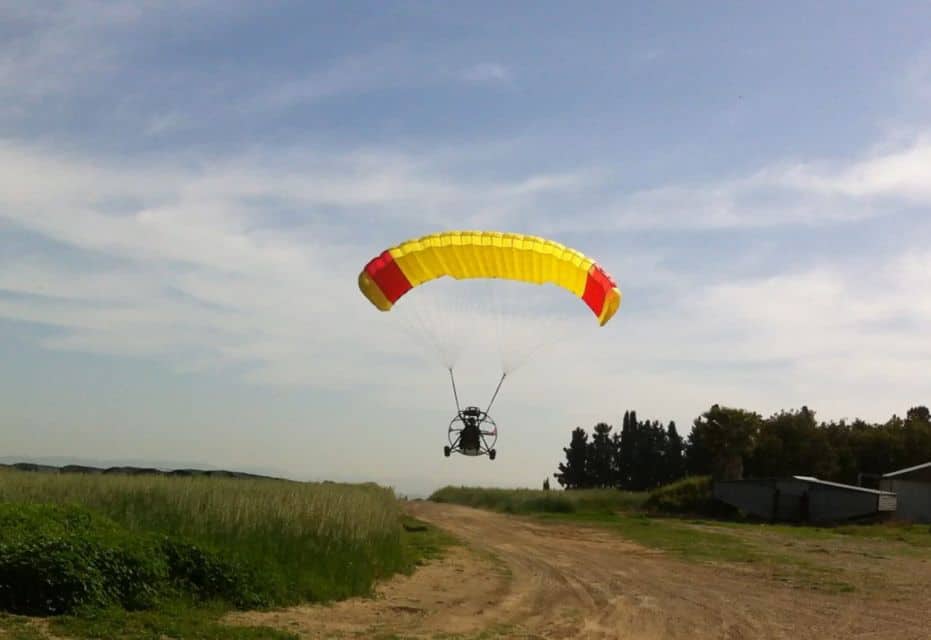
top-left (3, 2), bottom-right (931, 495)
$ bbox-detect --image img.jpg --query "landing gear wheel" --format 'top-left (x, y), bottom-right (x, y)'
top-left (444, 446), bottom-right (451, 457)
top-left (489, 449), bottom-right (496, 460)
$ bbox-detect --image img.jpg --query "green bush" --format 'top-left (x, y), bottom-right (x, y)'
top-left (161, 538), bottom-right (265, 608)
top-left (0, 536), bottom-right (105, 615)
top-left (0, 503), bottom-right (275, 617)
top-left (0, 504), bottom-right (166, 615)
top-left (644, 476), bottom-right (728, 516)
top-left (520, 495), bottom-right (576, 513)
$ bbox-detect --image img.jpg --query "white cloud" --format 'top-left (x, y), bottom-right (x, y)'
top-left (4, 2), bottom-right (931, 493)
top-left (678, 256), bottom-right (931, 417)
top-left (524, 134), bottom-right (931, 232)
top-left (776, 137), bottom-right (931, 201)
top-left (0, 139), bottom-right (614, 393)
top-left (3, 129), bottom-right (931, 436)
top-left (0, 2), bottom-right (146, 100)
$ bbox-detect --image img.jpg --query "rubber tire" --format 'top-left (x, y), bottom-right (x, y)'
top-left (489, 449), bottom-right (496, 461)
top-left (444, 446), bottom-right (451, 457)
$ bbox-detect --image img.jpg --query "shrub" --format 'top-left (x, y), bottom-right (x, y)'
top-left (0, 504), bottom-right (166, 615)
top-left (644, 476), bottom-right (730, 516)
top-left (520, 495), bottom-right (576, 513)
top-left (0, 502), bottom-right (273, 616)
top-left (161, 538), bottom-right (265, 608)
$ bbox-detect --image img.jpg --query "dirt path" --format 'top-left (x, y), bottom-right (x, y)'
top-left (228, 502), bottom-right (931, 639)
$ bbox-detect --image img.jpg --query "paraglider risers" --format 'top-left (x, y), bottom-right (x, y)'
top-left (446, 406), bottom-right (498, 459)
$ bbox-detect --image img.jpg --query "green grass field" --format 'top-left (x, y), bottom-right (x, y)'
top-left (0, 469), bottom-right (454, 639)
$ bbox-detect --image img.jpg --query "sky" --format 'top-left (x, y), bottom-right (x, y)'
top-left (3, 2), bottom-right (931, 496)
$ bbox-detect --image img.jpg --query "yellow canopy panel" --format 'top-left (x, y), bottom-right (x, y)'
top-left (358, 231), bottom-right (621, 325)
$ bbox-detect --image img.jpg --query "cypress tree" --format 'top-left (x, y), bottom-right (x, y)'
top-left (555, 427), bottom-right (591, 489)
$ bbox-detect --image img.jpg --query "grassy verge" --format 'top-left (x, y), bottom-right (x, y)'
top-left (0, 613), bottom-right (46, 640)
top-left (536, 511), bottom-right (758, 563)
top-left (399, 514), bottom-right (458, 569)
top-left (0, 470), bottom-right (456, 639)
top-left (430, 486), bottom-right (647, 514)
top-left (51, 517), bottom-right (453, 640)
top-left (52, 602), bottom-right (300, 640)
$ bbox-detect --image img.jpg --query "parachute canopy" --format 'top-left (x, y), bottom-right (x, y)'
top-left (358, 231), bottom-right (621, 326)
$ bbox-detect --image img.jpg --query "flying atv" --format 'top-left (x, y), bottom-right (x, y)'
top-left (446, 405), bottom-right (497, 460)
top-left (357, 231), bottom-right (621, 459)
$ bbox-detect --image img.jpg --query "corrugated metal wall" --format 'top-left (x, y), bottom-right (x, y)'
top-left (714, 479), bottom-right (890, 523)
top-left (773, 479), bottom-right (808, 521)
top-left (713, 480), bottom-right (774, 519)
top-left (881, 479), bottom-right (931, 523)
top-left (806, 485), bottom-right (880, 523)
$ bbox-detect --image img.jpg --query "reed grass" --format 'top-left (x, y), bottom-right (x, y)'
top-left (0, 469), bottom-right (408, 604)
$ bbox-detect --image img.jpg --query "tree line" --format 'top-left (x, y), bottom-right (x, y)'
top-left (554, 404), bottom-right (931, 490)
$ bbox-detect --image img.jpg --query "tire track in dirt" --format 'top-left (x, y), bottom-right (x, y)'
top-left (227, 502), bottom-right (931, 639)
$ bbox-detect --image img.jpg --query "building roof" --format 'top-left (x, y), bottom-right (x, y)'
top-left (881, 461), bottom-right (931, 479)
top-left (792, 476), bottom-right (895, 496)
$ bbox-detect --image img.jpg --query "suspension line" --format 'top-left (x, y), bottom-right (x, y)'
top-left (448, 367), bottom-right (461, 413)
top-left (484, 372), bottom-right (507, 416)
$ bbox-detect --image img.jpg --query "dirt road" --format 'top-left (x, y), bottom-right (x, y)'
top-left (229, 502), bottom-right (931, 639)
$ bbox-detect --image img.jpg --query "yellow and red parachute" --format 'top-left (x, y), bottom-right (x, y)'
top-left (358, 231), bottom-right (621, 326)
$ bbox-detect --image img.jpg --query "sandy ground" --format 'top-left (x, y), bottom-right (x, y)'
top-left (228, 502), bottom-right (931, 639)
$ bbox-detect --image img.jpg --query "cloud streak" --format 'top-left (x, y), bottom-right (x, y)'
top-left (0, 139), bottom-right (618, 393)
top-left (2, 130), bottom-right (930, 433)
top-left (0, 2), bottom-right (147, 101)
top-left (3, 126), bottom-right (930, 368)
top-left (522, 135), bottom-right (931, 232)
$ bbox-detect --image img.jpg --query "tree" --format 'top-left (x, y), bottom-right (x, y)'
top-left (587, 422), bottom-right (614, 488)
top-left (557, 403), bottom-right (931, 491)
top-left (847, 418), bottom-right (901, 478)
top-left (907, 406), bottom-right (931, 423)
top-left (686, 404), bottom-right (761, 480)
top-left (903, 406), bottom-right (931, 468)
top-left (820, 419), bottom-right (859, 484)
top-left (555, 427), bottom-right (590, 489)
top-left (616, 411), bottom-right (636, 488)
top-left (543, 477), bottom-right (551, 491)
top-left (635, 419), bottom-right (669, 490)
top-left (663, 421), bottom-right (685, 483)
top-left (746, 406), bottom-right (837, 479)
top-left (610, 430), bottom-right (624, 487)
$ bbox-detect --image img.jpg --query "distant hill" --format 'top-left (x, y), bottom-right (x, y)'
top-left (0, 456), bottom-right (296, 481)
top-left (0, 461), bottom-right (282, 481)
top-left (0, 455), bottom-right (214, 470)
